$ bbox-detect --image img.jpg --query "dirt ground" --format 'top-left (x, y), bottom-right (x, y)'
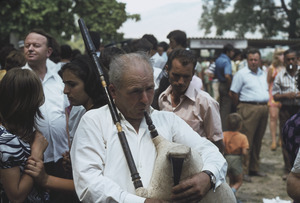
top-left (235, 121), bottom-right (293, 203)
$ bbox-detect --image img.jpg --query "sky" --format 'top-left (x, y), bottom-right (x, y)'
top-left (117, 0), bottom-right (209, 43)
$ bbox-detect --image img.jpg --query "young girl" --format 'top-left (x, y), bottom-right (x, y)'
top-left (0, 68), bottom-right (48, 202)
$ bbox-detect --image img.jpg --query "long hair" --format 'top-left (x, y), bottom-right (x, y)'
top-left (271, 48), bottom-right (284, 68)
top-left (59, 54), bottom-right (107, 109)
top-left (0, 68), bottom-right (44, 143)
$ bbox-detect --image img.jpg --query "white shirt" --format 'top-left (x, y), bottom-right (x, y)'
top-left (153, 67), bottom-right (162, 90)
top-left (292, 149), bottom-right (300, 173)
top-left (68, 105), bottom-right (86, 144)
top-left (151, 52), bottom-right (167, 69)
top-left (23, 59), bottom-right (69, 162)
top-left (71, 106), bottom-right (227, 203)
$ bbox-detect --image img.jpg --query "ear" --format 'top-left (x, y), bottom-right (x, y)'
top-left (47, 47), bottom-right (53, 58)
top-left (108, 84), bottom-right (117, 99)
top-left (165, 64), bottom-right (169, 74)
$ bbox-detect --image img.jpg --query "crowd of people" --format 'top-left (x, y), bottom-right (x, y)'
top-left (0, 27), bottom-right (299, 203)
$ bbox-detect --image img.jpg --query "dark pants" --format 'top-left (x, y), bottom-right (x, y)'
top-left (219, 81), bottom-right (232, 131)
top-left (279, 105), bottom-right (300, 173)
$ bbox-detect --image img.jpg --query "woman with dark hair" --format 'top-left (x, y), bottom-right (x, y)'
top-left (60, 54), bottom-right (107, 110)
top-left (0, 68), bottom-right (48, 202)
top-left (25, 55), bottom-right (107, 202)
top-left (60, 54), bottom-right (108, 144)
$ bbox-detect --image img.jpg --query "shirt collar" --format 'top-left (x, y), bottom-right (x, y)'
top-left (161, 83), bottom-right (196, 103)
top-left (246, 66), bottom-right (263, 75)
top-left (23, 59), bottom-right (58, 82)
top-left (184, 82), bottom-right (196, 102)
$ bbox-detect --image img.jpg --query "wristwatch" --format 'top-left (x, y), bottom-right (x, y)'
top-left (202, 170), bottom-right (216, 190)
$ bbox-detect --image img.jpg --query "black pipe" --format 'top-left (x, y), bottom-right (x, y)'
top-left (78, 18), bottom-right (143, 189)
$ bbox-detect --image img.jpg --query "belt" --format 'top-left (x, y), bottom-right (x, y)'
top-left (240, 101), bottom-right (267, 105)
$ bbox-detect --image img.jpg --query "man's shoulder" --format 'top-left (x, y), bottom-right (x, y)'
top-left (81, 105), bottom-right (109, 120)
top-left (192, 87), bottom-right (218, 104)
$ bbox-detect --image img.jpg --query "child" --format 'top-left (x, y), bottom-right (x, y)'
top-left (0, 68), bottom-right (48, 202)
top-left (223, 113), bottom-right (249, 196)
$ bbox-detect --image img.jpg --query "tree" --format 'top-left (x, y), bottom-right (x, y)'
top-left (199, 0), bottom-right (300, 39)
top-left (73, 0), bottom-right (140, 45)
top-left (0, 0), bottom-right (140, 46)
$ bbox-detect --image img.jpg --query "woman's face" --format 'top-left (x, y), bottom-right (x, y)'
top-left (277, 52), bottom-right (284, 63)
top-left (63, 69), bottom-right (92, 108)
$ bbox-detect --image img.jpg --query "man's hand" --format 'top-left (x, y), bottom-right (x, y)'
top-left (171, 172), bottom-right (211, 202)
top-left (31, 131), bottom-right (48, 160)
top-left (62, 151), bottom-right (72, 173)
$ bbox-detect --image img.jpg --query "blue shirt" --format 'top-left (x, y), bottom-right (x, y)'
top-left (215, 53), bottom-right (232, 82)
top-left (230, 66), bottom-right (269, 102)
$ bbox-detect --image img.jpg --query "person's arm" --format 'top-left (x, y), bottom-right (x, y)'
top-left (212, 140), bottom-right (225, 154)
top-left (273, 92), bottom-right (299, 101)
top-left (230, 91), bottom-right (239, 106)
top-left (0, 132), bottom-right (48, 202)
top-left (242, 148), bottom-right (248, 156)
top-left (267, 67), bottom-right (273, 85)
top-left (0, 167), bottom-right (34, 202)
top-left (287, 172), bottom-right (300, 202)
top-left (25, 157), bottom-right (75, 192)
top-left (225, 74), bottom-right (232, 89)
top-left (271, 73), bottom-right (298, 101)
top-left (30, 130), bottom-right (48, 160)
top-left (202, 97), bottom-right (224, 154)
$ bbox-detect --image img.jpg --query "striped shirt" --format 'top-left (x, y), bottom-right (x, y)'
top-left (272, 69), bottom-right (300, 106)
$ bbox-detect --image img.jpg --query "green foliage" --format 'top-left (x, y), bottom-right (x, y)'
top-left (199, 0), bottom-right (300, 39)
top-left (0, 0), bottom-right (140, 46)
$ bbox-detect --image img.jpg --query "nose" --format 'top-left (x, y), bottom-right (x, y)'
top-left (63, 85), bottom-right (69, 94)
top-left (28, 44), bottom-right (34, 51)
top-left (140, 91), bottom-right (149, 104)
top-left (178, 76), bottom-right (185, 85)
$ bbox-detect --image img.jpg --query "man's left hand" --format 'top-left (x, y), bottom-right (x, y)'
top-left (171, 172), bottom-right (211, 202)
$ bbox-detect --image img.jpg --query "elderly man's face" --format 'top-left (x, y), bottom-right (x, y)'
top-left (111, 63), bottom-right (155, 122)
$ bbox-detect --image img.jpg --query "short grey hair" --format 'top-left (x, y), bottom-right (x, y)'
top-left (108, 52), bottom-right (153, 89)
